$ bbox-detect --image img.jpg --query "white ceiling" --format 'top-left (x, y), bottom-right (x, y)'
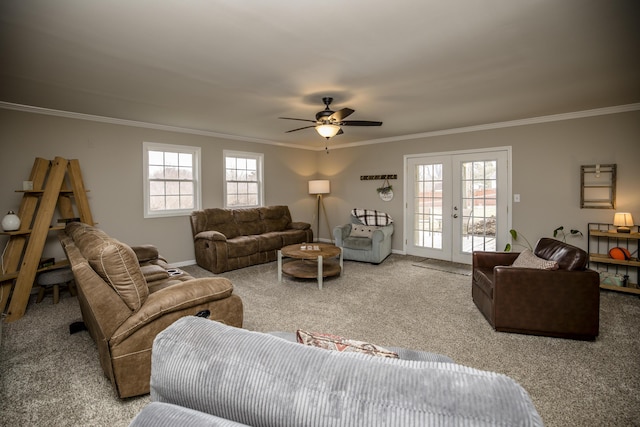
top-left (1, 0), bottom-right (639, 150)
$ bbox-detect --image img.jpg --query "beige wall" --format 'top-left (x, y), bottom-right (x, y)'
top-left (0, 109), bottom-right (317, 263)
top-left (1, 108), bottom-right (639, 265)
top-left (319, 110), bottom-right (640, 253)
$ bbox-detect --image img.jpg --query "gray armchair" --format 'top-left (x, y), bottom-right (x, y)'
top-left (334, 212), bottom-right (394, 264)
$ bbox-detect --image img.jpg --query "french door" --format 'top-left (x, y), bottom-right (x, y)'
top-left (405, 148), bottom-right (510, 264)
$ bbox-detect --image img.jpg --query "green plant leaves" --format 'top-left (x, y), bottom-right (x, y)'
top-left (553, 226), bottom-right (564, 238)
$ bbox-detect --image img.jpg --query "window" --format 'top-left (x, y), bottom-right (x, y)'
top-left (224, 150), bottom-right (263, 208)
top-left (143, 142), bottom-right (201, 218)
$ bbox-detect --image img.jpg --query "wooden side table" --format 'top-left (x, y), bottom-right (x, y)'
top-left (278, 243), bottom-right (343, 289)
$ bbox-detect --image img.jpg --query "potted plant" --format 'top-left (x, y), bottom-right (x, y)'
top-left (504, 226), bottom-right (583, 251)
top-left (552, 226), bottom-right (583, 242)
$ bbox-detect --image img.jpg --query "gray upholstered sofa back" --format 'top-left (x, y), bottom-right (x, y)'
top-left (132, 317), bottom-right (543, 426)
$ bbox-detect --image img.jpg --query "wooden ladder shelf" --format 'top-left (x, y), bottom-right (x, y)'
top-left (0, 157), bottom-right (94, 322)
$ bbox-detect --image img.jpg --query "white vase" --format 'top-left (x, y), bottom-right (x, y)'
top-left (2, 211), bottom-right (21, 231)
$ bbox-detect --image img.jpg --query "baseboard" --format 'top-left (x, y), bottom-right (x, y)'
top-left (171, 248), bottom-right (405, 267)
top-left (170, 259), bottom-right (197, 268)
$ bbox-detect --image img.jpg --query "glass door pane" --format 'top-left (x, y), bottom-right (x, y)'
top-left (414, 163), bottom-right (444, 249)
top-left (460, 160), bottom-right (497, 253)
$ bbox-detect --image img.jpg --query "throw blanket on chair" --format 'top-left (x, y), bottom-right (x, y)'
top-left (352, 208), bottom-right (393, 226)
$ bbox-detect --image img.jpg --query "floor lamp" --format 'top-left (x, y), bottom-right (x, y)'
top-left (308, 180), bottom-right (332, 243)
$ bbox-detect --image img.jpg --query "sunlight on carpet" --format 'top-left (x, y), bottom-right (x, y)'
top-left (412, 258), bottom-right (472, 276)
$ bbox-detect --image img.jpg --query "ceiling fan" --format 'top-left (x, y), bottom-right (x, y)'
top-left (279, 97), bottom-right (383, 140)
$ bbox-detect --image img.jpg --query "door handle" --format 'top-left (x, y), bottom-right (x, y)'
top-left (453, 214), bottom-right (458, 218)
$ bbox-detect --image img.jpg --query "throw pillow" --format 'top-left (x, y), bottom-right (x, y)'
top-left (351, 208), bottom-right (393, 226)
top-left (349, 224), bottom-right (379, 238)
top-left (512, 249), bottom-right (559, 270)
top-left (296, 330), bottom-right (399, 359)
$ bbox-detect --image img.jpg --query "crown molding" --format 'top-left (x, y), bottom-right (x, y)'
top-left (327, 103), bottom-right (640, 151)
top-left (1, 101), bottom-right (638, 152)
top-left (0, 101), bottom-right (315, 151)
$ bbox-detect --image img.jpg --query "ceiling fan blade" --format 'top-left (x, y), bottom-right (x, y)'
top-left (329, 108), bottom-right (354, 122)
top-left (285, 125), bottom-right (316, 133)
top-left (336, 128), bottom-right (344, 135)
top-left (279, 117), bottom-right (317, 123)
top-left (341, 120), bottom-right (383, 126)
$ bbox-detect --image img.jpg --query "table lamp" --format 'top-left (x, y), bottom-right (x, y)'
top-left (613, 212), bottom-right (634, 233)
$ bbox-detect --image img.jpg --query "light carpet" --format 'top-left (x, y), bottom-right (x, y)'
top-left (1, 254), bottom-right (639, 426)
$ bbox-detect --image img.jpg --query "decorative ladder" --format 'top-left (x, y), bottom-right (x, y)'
top-left (0, 157), bottom-right (94, 322)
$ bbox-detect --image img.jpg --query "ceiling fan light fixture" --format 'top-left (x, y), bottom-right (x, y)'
top-left (316, 124), bottom-right (340, 139)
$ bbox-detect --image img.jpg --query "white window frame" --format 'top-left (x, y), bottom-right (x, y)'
top-left (143, 141), bottom-right (201, 218)
top-left (223, 150), bottom-right (264, 208)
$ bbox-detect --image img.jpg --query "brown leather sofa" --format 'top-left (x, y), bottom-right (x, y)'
top-left (472, 238), bottom-right (600, 340)
top-left (190, 205), bottom-right (313, 274)
top-left (59, 222), bottom-right (243, 398)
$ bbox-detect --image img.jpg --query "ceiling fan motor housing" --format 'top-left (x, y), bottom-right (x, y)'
top-left (316, 110), bottom-right (334, 122)
top-left (316, 97), bottom-right (335, 122)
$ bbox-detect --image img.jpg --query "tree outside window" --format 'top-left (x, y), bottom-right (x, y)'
top-left (224, 151), bottom-right (263, 208)
top-left (143, 142), bottom-right (201, 218)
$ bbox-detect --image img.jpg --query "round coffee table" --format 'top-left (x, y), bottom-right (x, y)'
top-left (278, 243), bottom-right (343, 289)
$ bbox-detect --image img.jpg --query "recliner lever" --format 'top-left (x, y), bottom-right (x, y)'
top-left (195, 309), bottom-right (211, 318)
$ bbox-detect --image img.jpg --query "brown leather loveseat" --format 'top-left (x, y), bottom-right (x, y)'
top-left (190, 205), bottom-right (313, 274)
top-left (472, 238), bottom-right (600, 341)
top-left (59, 222), bottom-right (243, 398)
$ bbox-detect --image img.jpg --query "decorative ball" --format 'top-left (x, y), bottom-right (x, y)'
top-left (2, 210), bottom-right (21, 231)
top-left (609, 247), bottom-right (631, 261)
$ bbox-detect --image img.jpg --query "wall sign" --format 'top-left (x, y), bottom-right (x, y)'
top-left (376, 178), bottom-right (394, 202)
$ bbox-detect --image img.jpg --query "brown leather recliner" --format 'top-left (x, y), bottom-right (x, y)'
top-left (59, 222), bottom-right (243, 398)
top-left (472, 238), bottom-right (600, 341)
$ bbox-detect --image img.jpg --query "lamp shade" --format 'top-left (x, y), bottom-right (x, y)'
top-left (315, 124), bottom-right (340, 139)
top-left (613, 212), bottom-right (634, 227)
top-left (308, 180), bottom-right (330, 195)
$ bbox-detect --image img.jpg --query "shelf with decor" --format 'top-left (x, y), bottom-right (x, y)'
top-left (1, 225), bottom-right (67, 236)
top-left (580, 164), bottom-right (616, 209)
top-left (587, 221), bottom-right (640, 295)
top-left (0, 260), bottom-right (70, 283)
top-left (1, 157), bottom-right (94, 322)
